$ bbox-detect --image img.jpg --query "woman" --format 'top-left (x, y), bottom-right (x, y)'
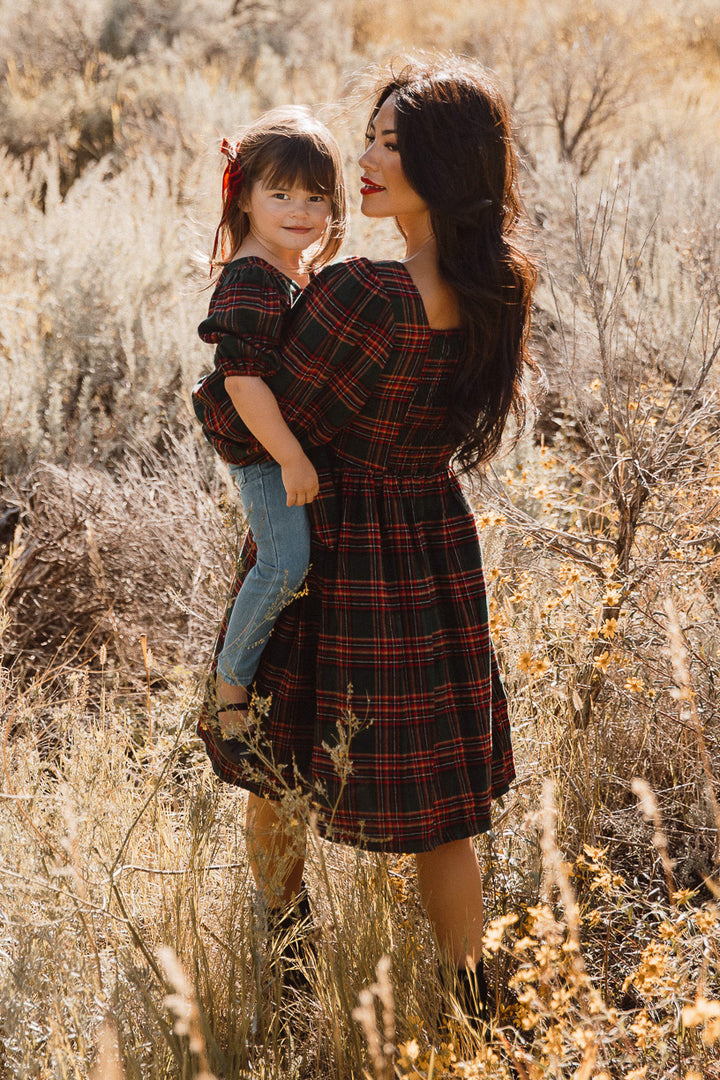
top-left (198, 56), bottom-right (536, 1018)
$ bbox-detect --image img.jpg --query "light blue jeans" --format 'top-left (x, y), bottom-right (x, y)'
top-left (216, 460), bottom-right (310, 688)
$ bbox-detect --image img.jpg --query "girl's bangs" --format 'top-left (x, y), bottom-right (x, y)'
top-left (258, 136), bottom-right (336, 196)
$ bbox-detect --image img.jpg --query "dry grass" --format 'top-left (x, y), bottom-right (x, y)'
top-left (1, 0), bottom-right (719, 1076)
top-left (0, 659), bottom-right (718, 1078)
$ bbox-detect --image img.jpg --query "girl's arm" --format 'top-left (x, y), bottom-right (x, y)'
top-left (199, 261), bottom-right (292, 379)
top-left (224, 376), bottom-right (319, 506)
top-left (193, 261), bottom-right (299, 467)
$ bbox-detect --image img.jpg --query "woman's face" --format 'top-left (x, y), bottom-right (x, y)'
top-left (358, 94), bottom-right (428, 221)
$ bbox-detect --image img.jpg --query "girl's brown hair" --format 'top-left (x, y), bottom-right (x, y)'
top-left (213, 106), bottom-right (347, 272)
top-left (371, 58), bottom-right (538, 471)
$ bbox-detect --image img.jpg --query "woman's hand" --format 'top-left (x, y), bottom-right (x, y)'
top-left (280, 451), bottom-right (320, 506)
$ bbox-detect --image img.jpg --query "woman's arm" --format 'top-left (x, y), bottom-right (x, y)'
top-left (266, 259), bottom-right (397, 445)
top-left (224, 376), bottom-right (319, 506)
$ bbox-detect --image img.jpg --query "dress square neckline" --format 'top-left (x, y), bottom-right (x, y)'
top-left (387, 260), bottom-right (464, 336)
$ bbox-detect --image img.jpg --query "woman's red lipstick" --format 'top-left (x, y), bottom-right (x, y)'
top-left (361, 176), bottom-right (385, 195)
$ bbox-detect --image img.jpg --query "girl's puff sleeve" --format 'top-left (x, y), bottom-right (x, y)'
top-left (267, 258), bottom-right (396, 445)
top-left (198, 261), bottom-right (295, 379)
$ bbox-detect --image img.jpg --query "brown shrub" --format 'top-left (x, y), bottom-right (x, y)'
top-left (0, 441), bottom-right (237, 684)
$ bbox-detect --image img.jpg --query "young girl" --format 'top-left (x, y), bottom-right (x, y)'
top-left (192, 107), bottom-right (346, 734)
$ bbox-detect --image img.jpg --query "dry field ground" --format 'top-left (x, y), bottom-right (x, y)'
top-left (1, 1), bottom-right (719, 1076)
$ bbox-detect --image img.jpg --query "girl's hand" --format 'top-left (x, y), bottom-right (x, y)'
top-left (280, 452), bottom-right (320, 506)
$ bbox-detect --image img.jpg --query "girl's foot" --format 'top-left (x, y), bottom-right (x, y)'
top-left (215, 675), bottom-right (250, 736)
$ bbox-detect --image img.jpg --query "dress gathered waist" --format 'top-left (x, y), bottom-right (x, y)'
top-left (331, 445), bottom-right (456, 480)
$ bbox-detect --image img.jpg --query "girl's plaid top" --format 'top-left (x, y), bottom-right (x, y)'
top-left (198, 257), bottom-right (516, 853)
top-left (191, 257), bottom-right (298, 466)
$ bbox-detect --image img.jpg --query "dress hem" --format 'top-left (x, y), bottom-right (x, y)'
top-left (198, 719), bottom-right (513, 853)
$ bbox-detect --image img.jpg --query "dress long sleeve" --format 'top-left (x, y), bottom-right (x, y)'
top-left (268, 258), bottom-right (396, 446)
top-left (197, 259), bottom-right (516, 853)
top-left (192, 257), bottom-right (396, 468)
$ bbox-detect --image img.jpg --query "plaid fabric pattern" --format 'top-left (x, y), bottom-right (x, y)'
top-left (192, 257), bottom-right (298, 466)
top-left (198, 259), bottom-right (515, 853)
top-left (191, 255), bottom-right (338, 545)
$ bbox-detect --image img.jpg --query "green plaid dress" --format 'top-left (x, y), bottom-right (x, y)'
top-left (198, 258), bottom-right (515, 853)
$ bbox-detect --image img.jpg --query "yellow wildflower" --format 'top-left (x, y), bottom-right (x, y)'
top-left (582, 844), bottom-right (608, 864)
top-left (682, 997), bottom-right (720, 1045)
top-left (531, 656), bottom-right (551, 677)
top-left (571, 1027), bottom-right (595, 1050)
top-left (602, 584), bottom-right (622, 605)
top-left (482, 912), bottom-right (519, 953)
top-left (544, 1025), bottom-right (563, 1055)
top-left (397, 1040), bottom-right (420, 1066)
top-left (630, 1009), bottom-right (661, 1051)
top-left (693, 907), bottom-right (717, 932)
top-left (594, 650), bottom-right (611, 673)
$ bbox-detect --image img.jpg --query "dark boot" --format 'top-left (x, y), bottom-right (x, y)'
top-left (264, 887), bottom-right (318, 992)
top-left (455, 961), bottom-right (489, 1028)
top-left (441, 959), bottom-right (489, 1031)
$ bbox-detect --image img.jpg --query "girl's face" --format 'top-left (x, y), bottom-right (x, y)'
top-left (243, 179), bottom-right (332, 257)
top-left (358, 94), bottom-right (428, 221)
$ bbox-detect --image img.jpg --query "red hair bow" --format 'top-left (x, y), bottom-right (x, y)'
top-left (211, 138), bottom-right (245, 264)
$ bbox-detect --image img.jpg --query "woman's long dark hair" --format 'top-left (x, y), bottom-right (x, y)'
top-left (372, 60), bottom-right (537, 471)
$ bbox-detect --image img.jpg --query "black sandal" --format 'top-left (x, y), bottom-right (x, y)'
top-left (204, 677), bottom-right (254, 765)
top-left (215, 700), bottom-right (250, 738)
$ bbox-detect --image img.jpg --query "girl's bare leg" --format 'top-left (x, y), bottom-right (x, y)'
top-left (415, 837), bottom-right (484, 969)
top-left (245, 792), bottom-right (306, 905)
